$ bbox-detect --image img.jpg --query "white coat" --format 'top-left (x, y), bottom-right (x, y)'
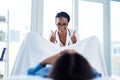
top-left (51, 28), bottom-right (80, 47)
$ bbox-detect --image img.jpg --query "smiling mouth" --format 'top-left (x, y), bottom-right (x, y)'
top-left (59, 28), bottom-right (65, 32)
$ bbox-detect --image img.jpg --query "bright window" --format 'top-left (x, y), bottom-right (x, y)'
top-left (111, 1), bottom-right (120, 78)
top-left (78, 1), bottom-right (103, 42)
top-left (8, 0), bottom-right (31, 75)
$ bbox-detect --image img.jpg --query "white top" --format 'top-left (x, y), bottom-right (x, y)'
top-left (50, 28), bottom-right (80, 47)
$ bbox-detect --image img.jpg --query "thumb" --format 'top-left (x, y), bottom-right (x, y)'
top-left (51, 30), bottom-right (54, 36)
top-left (72, 30), bottom-right (76, 36)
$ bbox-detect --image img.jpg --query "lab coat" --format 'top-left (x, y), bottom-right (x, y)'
top-left (50, 28), bottom-right (80, 47)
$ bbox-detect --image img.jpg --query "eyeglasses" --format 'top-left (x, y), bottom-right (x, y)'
top-left (57, 23), bottom-right (68, 27)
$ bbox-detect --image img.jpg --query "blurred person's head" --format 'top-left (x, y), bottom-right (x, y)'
top-left (49, 52), bottom-right (95, 80)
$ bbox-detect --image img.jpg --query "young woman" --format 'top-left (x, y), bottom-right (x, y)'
top-left (27, 50), bottom-right (101, 80)
top-left (49, 11), bottom-right (80, 47)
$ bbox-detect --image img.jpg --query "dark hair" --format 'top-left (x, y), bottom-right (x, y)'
top-left (55, 11), bottom-right (70, 22)
top-left (49, 53), bottom-right (95, 80)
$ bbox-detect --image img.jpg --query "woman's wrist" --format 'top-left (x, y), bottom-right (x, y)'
top-left (40, 62), bottom-right (46, 67)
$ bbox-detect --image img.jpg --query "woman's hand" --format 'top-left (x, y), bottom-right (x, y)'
top-left (71, 31), bottom-right (77, 43)
top-left (50, 30), bottom-right (56, 43)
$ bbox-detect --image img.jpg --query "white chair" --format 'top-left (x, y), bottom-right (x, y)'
top-left (11, 32), bottom-right (108, 77)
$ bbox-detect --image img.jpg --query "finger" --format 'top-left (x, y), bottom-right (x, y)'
top-left (51, 30), bottom-right (54, 36)
top-left (73, 31), bottom-right (76, 35)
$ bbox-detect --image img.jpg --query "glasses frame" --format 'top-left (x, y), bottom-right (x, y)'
top-left (57, 23), bottom-right (68, 27)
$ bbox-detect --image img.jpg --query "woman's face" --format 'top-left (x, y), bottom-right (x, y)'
top-left (55, 17), bottom-right (68, 32)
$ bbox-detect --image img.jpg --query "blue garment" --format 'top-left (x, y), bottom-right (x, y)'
top-left (27, 64), bottom-right (42, 75)
top-left (91, 68), bottom-right (102, 78)
top-left (27, 64), bottom-right (51, 77)
top-left (27, 64), bottom-right (102, 78)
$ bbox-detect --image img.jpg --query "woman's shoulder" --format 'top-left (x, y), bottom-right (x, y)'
top-left (68, 28), bottom-right (79, 33)
top-left (67, 28), bottom-right (75, 34)
top-left (68, 28), bottom-right (75, 32)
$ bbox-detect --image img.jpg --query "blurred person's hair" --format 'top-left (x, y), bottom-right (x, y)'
top-left (49, 52), bottom-right (95, 80)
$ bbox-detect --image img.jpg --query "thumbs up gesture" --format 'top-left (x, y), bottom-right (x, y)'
top-left (50, 30), bottom-right (56, 43)
top-left (71, 31), bottom-right (77, 44)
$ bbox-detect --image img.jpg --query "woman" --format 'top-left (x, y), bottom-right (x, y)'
top-left (50, 11), bottom-right (80, 47)
top-left (27, 50), bottom-right (101, 80)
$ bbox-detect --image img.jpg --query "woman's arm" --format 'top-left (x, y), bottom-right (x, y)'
top-left (40, 53), bottom-right (60, 66)
top-left (40, 49), bottom-right (78, 66)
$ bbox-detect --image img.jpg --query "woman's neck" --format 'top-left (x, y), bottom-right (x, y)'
top-left (58, 30), bottom-right (67, 35)
top-left (58, 30), bottom-right (67, 46)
